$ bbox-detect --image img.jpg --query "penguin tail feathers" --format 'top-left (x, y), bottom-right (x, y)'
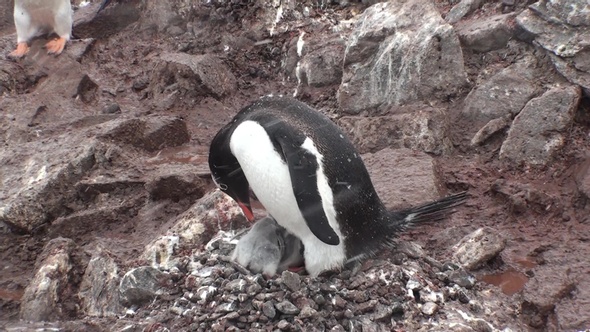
top-left (390, 191), bottom-right (468, 232)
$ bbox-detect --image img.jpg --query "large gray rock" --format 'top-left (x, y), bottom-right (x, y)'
top-left (142, 190), bottom-right (248, 269)
top-left (150, 53), bottom-right (237, 109)
top-left (500, 85), bottom-right (581, 166)
top-left (78, 247), bottom-right (123, 317)
top-left (338, 106), bottom-right (452, 155)
top-left (0, 137), bottom-right (97, 233)
top-left (362, 148), bottom-right (444, 209)
top-left (517, 6), bottom-right (590, 58)
top-left (285, 33), bottom-right (345, 90)
top-left (144, 163), bottom-right (208, 201)
top-left (517, 3), bottom-right (590, 94)
top-left (97, 116), bottom-right (190, 152)
top-left (461, 59), bottom-right (539, 125)
top-left (20, 238), bottom-right (78, 322)
top-left (529, 0), bottom-right (590, 27)
top-left (522, 266), bottom-right (576, 329)
top-left (456, 13), bottom-right (517, 53)
top-left (337, 0), bottom-right (467, 114)
top-left (445, 0), bottom-right (484, 24)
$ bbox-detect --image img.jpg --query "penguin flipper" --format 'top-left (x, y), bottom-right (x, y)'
top-left (275, 134), bottom-right (340, 246)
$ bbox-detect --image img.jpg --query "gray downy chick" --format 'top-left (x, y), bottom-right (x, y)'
top-left (232, 216), bottom-right (303, 277)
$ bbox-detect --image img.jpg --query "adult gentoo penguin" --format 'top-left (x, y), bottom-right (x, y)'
top-left (209, 95), bottom-right (466, 277)
top-left (10, 0), bottom-right (73, 57)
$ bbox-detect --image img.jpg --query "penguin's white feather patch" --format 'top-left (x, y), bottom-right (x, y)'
top-left (229, 120), bottom-right (346, 276)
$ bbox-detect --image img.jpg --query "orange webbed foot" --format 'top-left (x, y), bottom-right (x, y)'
top-left (46, 37), bottom-right (67, 55)
top-left (9, 42), bottom-right (29, 58)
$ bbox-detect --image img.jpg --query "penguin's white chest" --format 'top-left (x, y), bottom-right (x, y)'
top-left (229, 120), bottom-right (347, 276)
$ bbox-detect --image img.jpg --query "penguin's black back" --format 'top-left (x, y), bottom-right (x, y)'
top-left (214, 95), bottom-right (390, 258)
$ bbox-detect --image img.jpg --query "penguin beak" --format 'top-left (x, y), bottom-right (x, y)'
top-left (237, 201), bottom-right (255, 222)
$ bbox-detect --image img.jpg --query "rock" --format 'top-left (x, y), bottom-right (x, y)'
top-left (421, 302), bottom-right (439, 316)
top-left (140, 116), bottom-right (191, 152)
top-left (456, 13), bottom-right (517, 53)
top-left (31, 60), bottom-right (99, 105)
top-left (194, 285), bottom-right (217, 303)
top-left (280, 270), bottom-right (301, 292)
top-left (452, 227), bottom-right (506, 270)
top-left (470, 115), bottom-right (512, 146)
top-left (529, 0), bottom-right (590, 27)
top-left (215, 301), bottom-right (238, 313)
top-left (517, 5), bottom-right (590, 94)
top-left (522, 266), bottom-right (576, 328)
top-left (276, 320), bottom-right (291, 330)
top-left (396, 241), bottom-right (427, 259)
top-left (293, 37), bottom-right (345, 88)
top-left (338, 0), bottom-right (467, 114)
top-left (499, 85), bottom-right (581, 166)
top-left (299, 306), bottom-right (317, 319)
top-left (549, 52), bottom-right (590, 96)
top-left (141, 1), bottom-right (183, 32)
top-left (447, 269), bottom-right (477, 289)
top-left (461, 59), bottom-right (539, 125)
top-left (102, 103), bottom-right (122, 114)
top-left (577, 160), bottom-right (590, 200)
top-left (362, 148), bottom-right (445, 209)
top-left (226, 279), bottom-right (247, 293)
top-left (78, 247), bottom-right (123, 317)
top-left (517, 5), bottom-right (590, 57)
top-left (154, 190), bottom-right (248, 250)
top-left (74, 75), bottom-right (99, 104)
top-left (144, 164), bottom-right (208, 202)
top-left (73, 0), bottom-right (140, 39)
top-left (0, 137), bottom-right (97, 233)
top-left (150, 53), bottom-right (237, 109)
top-left (338, 106), bottom-right (452, 155)
top-left (97, 116), bottom-right (190, 152)
top-left (262, 301), bottom-right (276, 318)
top-left (275, 300), bottom-right (300, 315)
top-left (20, 238), bottom-right (77, 322)
top-left (119, 266), bottom-right (169, 306)
top-left (142, 236), bottom-right (180, 271)
top-left (445, 0), bottom-right (484, 24)
top-left (66, 38), bottom-right (96, 62)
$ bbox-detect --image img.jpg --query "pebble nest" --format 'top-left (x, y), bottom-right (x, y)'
top-left (124, 234), bottom-right (478, 331)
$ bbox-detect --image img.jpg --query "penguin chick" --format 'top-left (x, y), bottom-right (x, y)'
top-left (209, 95), bottom-right (467, 277)
top-left (232, 216), bottom-right (303, 277)
top-left (10, 0), bottom-right (73, 57)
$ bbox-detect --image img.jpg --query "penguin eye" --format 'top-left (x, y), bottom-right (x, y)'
top-left (218, 183), bottom-right (228, 191)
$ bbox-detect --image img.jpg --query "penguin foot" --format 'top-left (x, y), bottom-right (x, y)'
top-left (9, 42), bottom-right (29, 58)
top-left (46, 37), bottom-right (67, 55)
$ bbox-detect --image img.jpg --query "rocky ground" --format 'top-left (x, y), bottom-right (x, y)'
top-left (1, 0), bottom-right (589, 331)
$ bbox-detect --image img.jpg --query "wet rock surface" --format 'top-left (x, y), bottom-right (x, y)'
top-left (1, 0), bottom-right (590, 331)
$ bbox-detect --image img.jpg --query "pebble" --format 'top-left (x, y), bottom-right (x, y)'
top-left (275, 300), bottom-right (300, 315)
top-left (277, 320), bottom-right (291, 330)
top-left (422, 302), bottom-right (439, 316)
top-left (262, 301), bottom-right (276, 318)
top-left (281, 270), bottom-right (302, 292)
